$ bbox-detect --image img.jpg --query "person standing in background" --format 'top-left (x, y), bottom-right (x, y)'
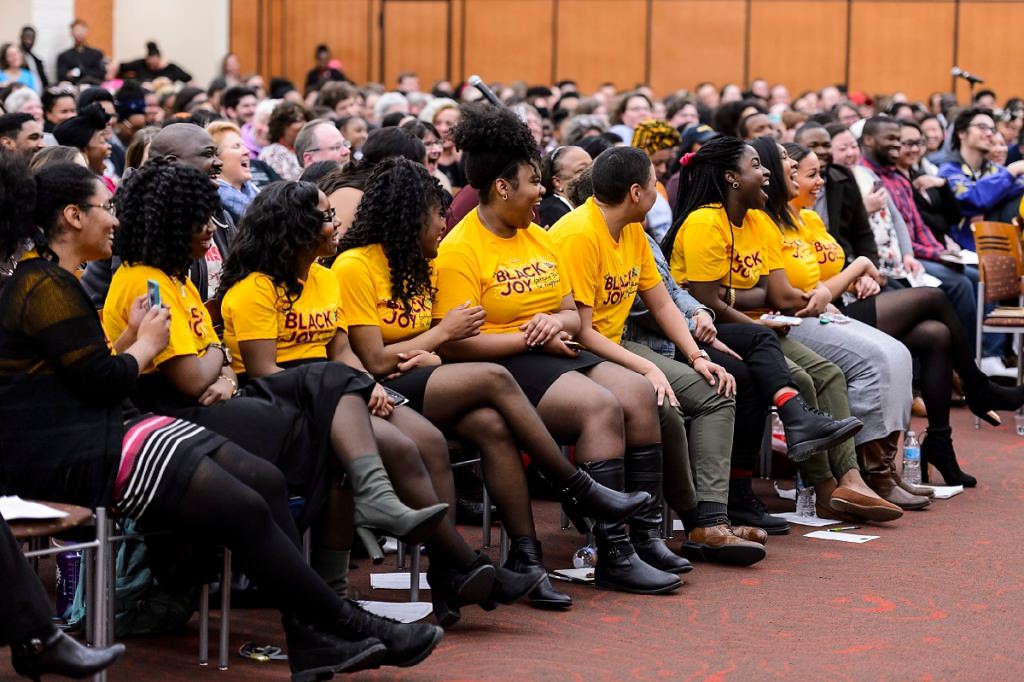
top-left (18, 27), bottom-right (47, 92)
top-left (56, 20), bottom-right (106, 84)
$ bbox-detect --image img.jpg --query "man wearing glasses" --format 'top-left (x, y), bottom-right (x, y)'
top-left (295, 119), bottom-right (351, 169)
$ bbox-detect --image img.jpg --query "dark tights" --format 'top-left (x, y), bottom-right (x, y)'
top-left (149, 442), bottom-right (343, 626)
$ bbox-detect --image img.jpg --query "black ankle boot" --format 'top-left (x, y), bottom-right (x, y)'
top-left (727, 476), bottom-right (790, 535)
top-left (282, 614), bottom-right (386, 681)
top-left (921, 427), bottom-right (977, 487)
top-left (11, 629), bottom-right (126, 682)
top-left (777, 395), bottom-right (863, 462)
top-left (558, 467), bottom-right (650, 529)
top-left (425, 551), bottom-right (495, 629)
top-left (331, 599), bottom-right (444, 667)
top-left (505, 536), bottom-right (572, 609)
top-left (624, 444), bottom-right (692, 575)
top-left (583, 459), bottom-right (681, 595)
top-left (963, 377), bottom-right (1024, 426)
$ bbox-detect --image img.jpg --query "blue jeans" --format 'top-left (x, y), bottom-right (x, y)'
top-left (922, 260), bottom-right (980, 357)
top-left (961, 264), bottom-right (1010, 358)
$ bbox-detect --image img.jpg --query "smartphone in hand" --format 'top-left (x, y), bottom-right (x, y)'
top-left (146, 279), bottom-right (162, 309)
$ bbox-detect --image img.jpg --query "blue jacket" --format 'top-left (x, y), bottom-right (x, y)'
top-left (938, 152), bottom-right (1024, 248)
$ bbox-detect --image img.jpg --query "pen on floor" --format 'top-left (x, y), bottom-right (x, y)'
top-left (827, 526), bottom-right (861, 532)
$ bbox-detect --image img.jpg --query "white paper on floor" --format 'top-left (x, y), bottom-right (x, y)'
top-left (771, 512), bottom-right (836, 527)
top-left (921, 485), bottom-right (964, 499)
top-left (804, 530), bottom-right (879, 543)
top-left (369, 572), bottom-right (430, 590)
top-left (0, 496), bottom-right (68, 521)
top-left (672, 519), bottom-right (685, 531)
top-left (357, 600), bottom-right (432, 622)
top-left (550, 568), bottom-right (595, 583)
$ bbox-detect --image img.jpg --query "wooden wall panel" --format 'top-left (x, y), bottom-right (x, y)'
top-left (555, 0), bottom-right (645, 93)
top-left (283, 0), bottom-right (372, 86)
top-left (463, 0), bottom-right (552, 86)
top-left (849, 0), bottom-right (955, 100)
top-left (650, 0), bottom-right (745, 96)
top-left (956, 1), bottom-right (1024, 104)
top-left (228, 0), bottom-right (259, 76)
top-left (748, 1), bottom-right (847, 97)
top-left (74, 0), bottom-right (114, 56)
top-left (382, 0), bottom-right (448, 86)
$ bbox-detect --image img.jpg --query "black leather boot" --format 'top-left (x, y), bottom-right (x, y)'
top-left (11, 629), bottom-right (126, 682)
top-left (624, 444), bottom-right (692, 574)
top-left (584, 459), bottom-right (681, 595)
top-left (727, 476), bottom-right (791, 535)
top-left (921, 426), bottom-right (977, 487)
top-left (425, 550), bottom-right (495, 629)
top-left (282, 614), bottom-right (386, 682)
top-left (777, 395), bottom-right (863, 462)
top-left (505, 536), bottom-right (572, 609)
top-left (331, 599), bottom-right (444, 667)
top-left (558, 467), bottom-right (650, 529)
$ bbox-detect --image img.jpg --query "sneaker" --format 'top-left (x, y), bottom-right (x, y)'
top-left (727, 477), bottom-right (790, 535)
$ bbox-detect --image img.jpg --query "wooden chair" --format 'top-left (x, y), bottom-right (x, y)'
top-left (972, 221), bottom-right (1024, 430)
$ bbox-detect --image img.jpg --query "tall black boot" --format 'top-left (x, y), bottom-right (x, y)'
top-left (504, 536), bottom-right (572, 609)
top-left (624, 444), bottom-right (692, 574)
top-left (557, 467), bottom-right (650, 531)
top-left (582, 459), bottom-right (681, 595)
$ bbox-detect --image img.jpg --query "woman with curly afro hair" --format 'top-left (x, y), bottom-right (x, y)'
top-left (1, 158), bottom-right (441, 678)
top-left (432, 103), bottom-right (682, 595)
top-left (218, 177), bottom-right (558, 625)
top-left (335, 156), bottom-right (648, 613)
top-left (101, 163), bottom-right (452, 589)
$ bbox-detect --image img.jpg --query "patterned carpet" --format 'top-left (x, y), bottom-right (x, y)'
top-left (3, 408), bottom-right (1022, 681)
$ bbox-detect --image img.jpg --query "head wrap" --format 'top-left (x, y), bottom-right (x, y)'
top-left (631, 120), bottom-right (680, 155)
top-left (53, 103), bottom-right (108, 150)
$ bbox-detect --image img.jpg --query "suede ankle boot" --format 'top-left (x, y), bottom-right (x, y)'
top-left (346, 455), bottom-right (449, 543)
top-left (853, 436), bottom-right (927, 513)
top-left (921, 426), bottom-right (977, 487)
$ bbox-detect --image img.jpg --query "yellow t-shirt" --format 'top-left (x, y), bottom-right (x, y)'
top-left (549, 198), bottom-right (661, 343)
top-left (333, 243), bottom-right (434, 343)
top-left (670, 204), bottom-right (765, 290)
top-left (797, 209), bottom-right (845, 281)
top-left (754, 210), bottom-right (820, 293)
top-left (433, 208), bottom-right (570, 334)
top-left (103, 263), bottom-right (219, 372)
top-left (220, 264), bottom-right (343, 374)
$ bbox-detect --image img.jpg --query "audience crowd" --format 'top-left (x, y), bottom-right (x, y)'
top-left (3, 18), bottom-right (1024, 681)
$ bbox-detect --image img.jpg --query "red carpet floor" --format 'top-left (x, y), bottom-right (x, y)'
top-left (3, 409), bottom-right (1023, 681)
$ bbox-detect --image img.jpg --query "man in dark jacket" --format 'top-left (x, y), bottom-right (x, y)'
top-left (795, 123), bottom-right (880, 266)
top-left (56, 19), bottom-right (107, 84)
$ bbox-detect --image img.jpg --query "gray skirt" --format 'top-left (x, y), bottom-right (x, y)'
top-left (788, 317), bottom-right (911, 444)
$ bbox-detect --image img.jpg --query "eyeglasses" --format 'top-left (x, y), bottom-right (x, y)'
top-left (79, 202), bottom-right (116, 216)
top-left (969, 123), bottom-right (997, 134)
top-left (307, 141), bottom-right (351, 154)
top-left (901, 139), bottom-right (925, 148)
top-left (321, 207), bottom-right (337, 224)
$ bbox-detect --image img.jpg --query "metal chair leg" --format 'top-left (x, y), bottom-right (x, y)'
top-left (396, 539), bottom-right (406, 569)
top-left (498, 526), bottom-right (509, 565)
top-left (219, 550), bottom-right (231, 670)
top-left (481, 480), bottom-right (492, 548)
top-left (198, 584), bottom-right (209, 666)
top-left (409, 545), bottom-right (421, 601)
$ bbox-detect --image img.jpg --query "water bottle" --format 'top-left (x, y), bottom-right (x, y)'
top-left (1015, 411), bottom-right (1024, 438)
top-left (795, 471), bottom-right (816, 518)
top-left (572, 544), bottom-right (597, 569)
top-left (903, 431), bottom-right (922, 486)
top-left (55, 549), bottom-right (82, 620)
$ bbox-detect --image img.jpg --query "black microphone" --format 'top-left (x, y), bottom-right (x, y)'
top-left (467, 75), bottom-right (505, 108)
top-left (951, 67), bottom-right (985, 85)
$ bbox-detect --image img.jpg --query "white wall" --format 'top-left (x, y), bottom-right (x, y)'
top-left (32, 0), bottom-right (74, 84)
top-left (113, 0), bottom-right (228, 87)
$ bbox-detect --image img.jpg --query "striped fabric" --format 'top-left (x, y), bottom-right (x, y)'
top-left (114, 417), bottom-right (209, 519)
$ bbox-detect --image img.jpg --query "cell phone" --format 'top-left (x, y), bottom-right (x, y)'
top-left (760, 313), bottom-right (803, 326)
top-left (872, 179), bottom-right (885, 192)
top-left (563, 340), bottom-right (585, 352)
top-left (383, 386), bottom-right (410, 408)
top-left (146, 279), bottom-right (162, 309)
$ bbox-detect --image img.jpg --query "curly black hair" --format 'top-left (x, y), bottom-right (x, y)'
top-left (451, 102), bottom-right (540, 201)
top-left (339, 157), bottom-right (450, 312)
top-left (0, 151), bottom-right (37, 262)
top-left (113, 159), bottom-right (220, 279)
top-left (217, 180), bottom-right (326, 306)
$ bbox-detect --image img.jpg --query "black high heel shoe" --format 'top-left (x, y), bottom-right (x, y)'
top-left (11, 629), bottom-right (126, 682)
top-left (963, 379), bottom-right (1024, 426)
top-left (425, 552), bottom-right (495, 629)
top-left (921, 427), bottom-right (977, 488)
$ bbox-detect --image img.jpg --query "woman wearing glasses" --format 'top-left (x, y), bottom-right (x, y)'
top-left (538, 144), bottom-right (591, 228)
top-left (401, 119), bottom-right (452, 193)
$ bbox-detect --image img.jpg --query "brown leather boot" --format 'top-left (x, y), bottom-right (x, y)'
top-left (889, 450), bottom-right (935, 498)
top-left (730, 525), bottom-right (768, 545)
top-left (681, 524), bottom-right (766, 566)
top-left (856, 435), bottom-right (930, 511)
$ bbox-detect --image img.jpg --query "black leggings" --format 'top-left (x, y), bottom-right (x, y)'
top-left (700, 324), bottom-right (794, 470)
top-left (846, 287), bottom-right (983, 430)
top-left (145, 442), bottom-right (344, 626)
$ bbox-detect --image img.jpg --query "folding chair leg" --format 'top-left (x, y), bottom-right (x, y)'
top-left (409, 545), bottom-right (421, 601)
top-left (198, 584), bottom-right (209, 666)
top-left (481, 484), bottom-right (492, 548)
top-left (219, 550), bottom-right (231, 670)
top-left (498, 526), bottom-right (509, 565)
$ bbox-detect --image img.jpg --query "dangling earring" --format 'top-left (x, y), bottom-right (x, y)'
top-left (501, 193), bottom-right (509, 201)
top-left (731, 182), bottom-right (740, 189)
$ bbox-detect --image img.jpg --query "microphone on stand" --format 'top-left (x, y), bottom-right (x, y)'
top-left (467, 75), bottom-right (505, 108)
top-left (951, 67), bottom-right (985, 85)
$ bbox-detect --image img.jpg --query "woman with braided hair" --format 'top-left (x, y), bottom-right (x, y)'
top-left (631, 119), bottom-right (680, 241)
top-left (432, 103), bottom-right (682, 595)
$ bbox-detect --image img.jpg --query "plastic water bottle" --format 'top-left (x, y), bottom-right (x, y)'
top-left (1015, 411), bottom-right (1024, 438)
top-left (903, 431), bottom-right (922, 486)
top-left (795, 471), bottom-right (816, 517)
top-left (55, 549), bottom-right (82, 620)
top-left (572, 544), bottom-right (597, 569)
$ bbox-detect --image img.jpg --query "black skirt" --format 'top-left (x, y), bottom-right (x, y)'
top-left (839, 296), bottom-right (878, 329)
top-left (169, 361), bottom-right (374, 530)
top-left (382, 365), bottom-right (439, 414)
top-left (492, 350), bottom-right (603, 405)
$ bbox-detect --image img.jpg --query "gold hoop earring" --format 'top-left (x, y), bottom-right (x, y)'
top-left (731, 182), bottom-right (740, 189)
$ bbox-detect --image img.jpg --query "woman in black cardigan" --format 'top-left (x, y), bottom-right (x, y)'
top-left (0, 157), bottom-right (441, 680)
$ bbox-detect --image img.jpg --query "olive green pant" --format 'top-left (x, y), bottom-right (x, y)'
top-left (779, 336), bottom-right (858, 486)
top-left (622, 341), bottom-right (736, 508)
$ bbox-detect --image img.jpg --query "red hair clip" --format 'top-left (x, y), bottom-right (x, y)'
top-left (680, 152), bottom-right (696, 167)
